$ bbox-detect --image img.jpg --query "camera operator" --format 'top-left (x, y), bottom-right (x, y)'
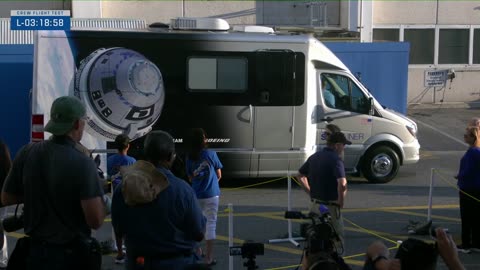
top-left (1, 96), bottom-right (106, 270)
top-left (362, 228), bottom-right (465, 270)
top-left (297, 132), bottom-right (350, 254)
top-left (301, 249), bottom-right (351, 270)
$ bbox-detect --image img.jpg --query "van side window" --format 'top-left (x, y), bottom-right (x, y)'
top-left (187, 57), bottom-right (247, 92)
top-left (321, 73), bottom-right (369, 114)
top-left (254, 50), bottom-right (305, 106)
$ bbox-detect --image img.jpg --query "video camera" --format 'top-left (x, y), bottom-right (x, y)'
top-left (2, 204), bottom-right (24, 233)
top-left (229, 242), bottom-right (264, 270)
top-left (285, 204), bottom-right (342, 255)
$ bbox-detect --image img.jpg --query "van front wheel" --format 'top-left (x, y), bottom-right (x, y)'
top-left (361, 146), bottom-right (399, 183)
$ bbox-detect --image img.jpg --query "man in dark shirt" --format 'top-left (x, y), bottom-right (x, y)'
top-left (1, 96), bottom-right (106, 270)
top-left (297, 132), bottom-right (350, 254)
top-left (111, 130), bottom-right (206, 270)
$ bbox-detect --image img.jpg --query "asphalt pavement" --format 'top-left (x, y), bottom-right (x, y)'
top-left (4, 105), bottom-right (480, 270)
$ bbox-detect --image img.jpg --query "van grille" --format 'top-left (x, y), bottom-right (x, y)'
top-left (0, 18), bottom-right (147, 44)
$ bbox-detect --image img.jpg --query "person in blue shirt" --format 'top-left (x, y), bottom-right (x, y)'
top-left (111, 130), bottom-right (206, 270)
top-left (322, 77), bottom-right (336, 108)
top-left (297, 132), bottom-right (350, 255)
top-left (107, 134), bottom-right (136, 189)
top-left (107, 134), bottom-right (136, 264)
top-left (185, 128), bottom-right (223, 266)
top-left (455, 125), bottom-right (480, 253)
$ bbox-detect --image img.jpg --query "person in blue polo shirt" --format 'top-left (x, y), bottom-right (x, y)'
top-left (107, 134), bottom-right (136, 264)
top-left (185, 128), bottom-right (223, 266)
top-left (297, 132), bottom-right (350, 255)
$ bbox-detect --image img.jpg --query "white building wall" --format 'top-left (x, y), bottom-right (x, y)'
top-left (101, 1), bottom-right (258, 25)
top-left (101, 1), bottom-right (340, 27)
top-left (373, 2), bottom-right (437, 24)
top-left (374, 1), bottom-right (480, 25)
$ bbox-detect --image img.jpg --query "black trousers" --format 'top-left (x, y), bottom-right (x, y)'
top-left (459, 190), bottom-right (480, 248)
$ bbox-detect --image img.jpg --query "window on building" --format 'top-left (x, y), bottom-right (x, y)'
top-left (474, 29), bottom-right (480, 64)
top-left (439, 29), bottom-right (469, 64)
top-left (187, 57), bottom-right (247, 92)
top-left (404, 29), bottom-right (434, 64)
top-left (373, 29), bottom-right (399, 42)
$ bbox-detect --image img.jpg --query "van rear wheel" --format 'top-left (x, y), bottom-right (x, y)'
top-left (361, 146), bottom-right (399, 183)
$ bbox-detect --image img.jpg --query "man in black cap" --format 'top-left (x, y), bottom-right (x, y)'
top-left (1, 96), bottom-right (106, 270)
top-left (297, 131), bottom-right (351, 254)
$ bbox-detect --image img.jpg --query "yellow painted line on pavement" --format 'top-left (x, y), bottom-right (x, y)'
top-left (382, 209), bottom-right (461, 222)
top-left (217, 204), bottom-right (460, 218)
top-left (218, 211), bottom-right (289, 218)
top-left (216, 235), bottom-right (303, 255)
top-left (343, 204), bottom-right (459, 212)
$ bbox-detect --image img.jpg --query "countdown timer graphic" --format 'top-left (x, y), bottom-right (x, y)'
top-left (10, 10), bottom-right (70, 31)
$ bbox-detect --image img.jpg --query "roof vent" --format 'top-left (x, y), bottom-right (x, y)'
top-left (170, 17), bottom-right (230, 31)
top-left (232, 25), bottom-right (275, 34)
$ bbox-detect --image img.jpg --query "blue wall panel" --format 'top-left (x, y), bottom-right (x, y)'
top-left (0, 45), bottom-right (33, 157)
top-left (325, 42), bottom-right (410, 115)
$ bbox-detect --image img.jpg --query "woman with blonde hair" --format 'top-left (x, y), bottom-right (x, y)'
top-left (456, 125), bottom-right (480, 253)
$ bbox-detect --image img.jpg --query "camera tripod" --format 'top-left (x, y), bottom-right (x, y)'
top-left (242, 254), bottom-right (259, 270)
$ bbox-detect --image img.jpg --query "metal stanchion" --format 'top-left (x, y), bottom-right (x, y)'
top-left (268, 175), bottom-right (303, 247)
top-left (427, 168), bottom-right (435, 222)
top-left (228, 203), bottom-right (234, 270)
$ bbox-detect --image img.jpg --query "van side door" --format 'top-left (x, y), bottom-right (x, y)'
top-left (313, 71), bottom-right (372, 171)
top-left (252, 50), bottom-right (305, 177)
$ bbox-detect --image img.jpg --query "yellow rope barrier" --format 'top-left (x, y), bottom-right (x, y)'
top-left (222, 176), bottom-right (287, 191)
top-left (433, 168), bottom-right (480, 203)
top-left (343, 217), bottom-right (399, 246)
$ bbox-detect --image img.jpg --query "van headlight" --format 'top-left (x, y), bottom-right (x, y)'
top-left (406, 124), bottom-right (417, 138)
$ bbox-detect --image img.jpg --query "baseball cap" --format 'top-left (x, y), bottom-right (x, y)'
top-left (44, 96), bottom-right (86, 135)
top-left (327, 132), bottom-right (352, 145)
top-left (120, 160), bottom-right (169, 206)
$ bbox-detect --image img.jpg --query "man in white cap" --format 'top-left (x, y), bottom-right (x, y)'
top-left (1, 96), bottom-right (106, 270)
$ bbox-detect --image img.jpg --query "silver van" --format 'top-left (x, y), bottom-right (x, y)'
top-left (31, 18), bottom-right (419, 183)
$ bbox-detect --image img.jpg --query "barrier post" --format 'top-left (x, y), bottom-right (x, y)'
top-left (427, 168), bottom-right (435, 222)
top-left (228, 203), bottom-right (234, 270)
top-left (268, 175), bottom-right (303, 247)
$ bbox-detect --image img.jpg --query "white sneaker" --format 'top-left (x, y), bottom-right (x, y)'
top-left (457, 245), bottom-right (471, 254)
top-left (115, 254), bottom-right (126, 264)
top-left (470, 247), bottom-right (480, 252)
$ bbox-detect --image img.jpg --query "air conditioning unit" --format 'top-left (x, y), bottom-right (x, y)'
top-left (170, 17), bottom-right (230, 31)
